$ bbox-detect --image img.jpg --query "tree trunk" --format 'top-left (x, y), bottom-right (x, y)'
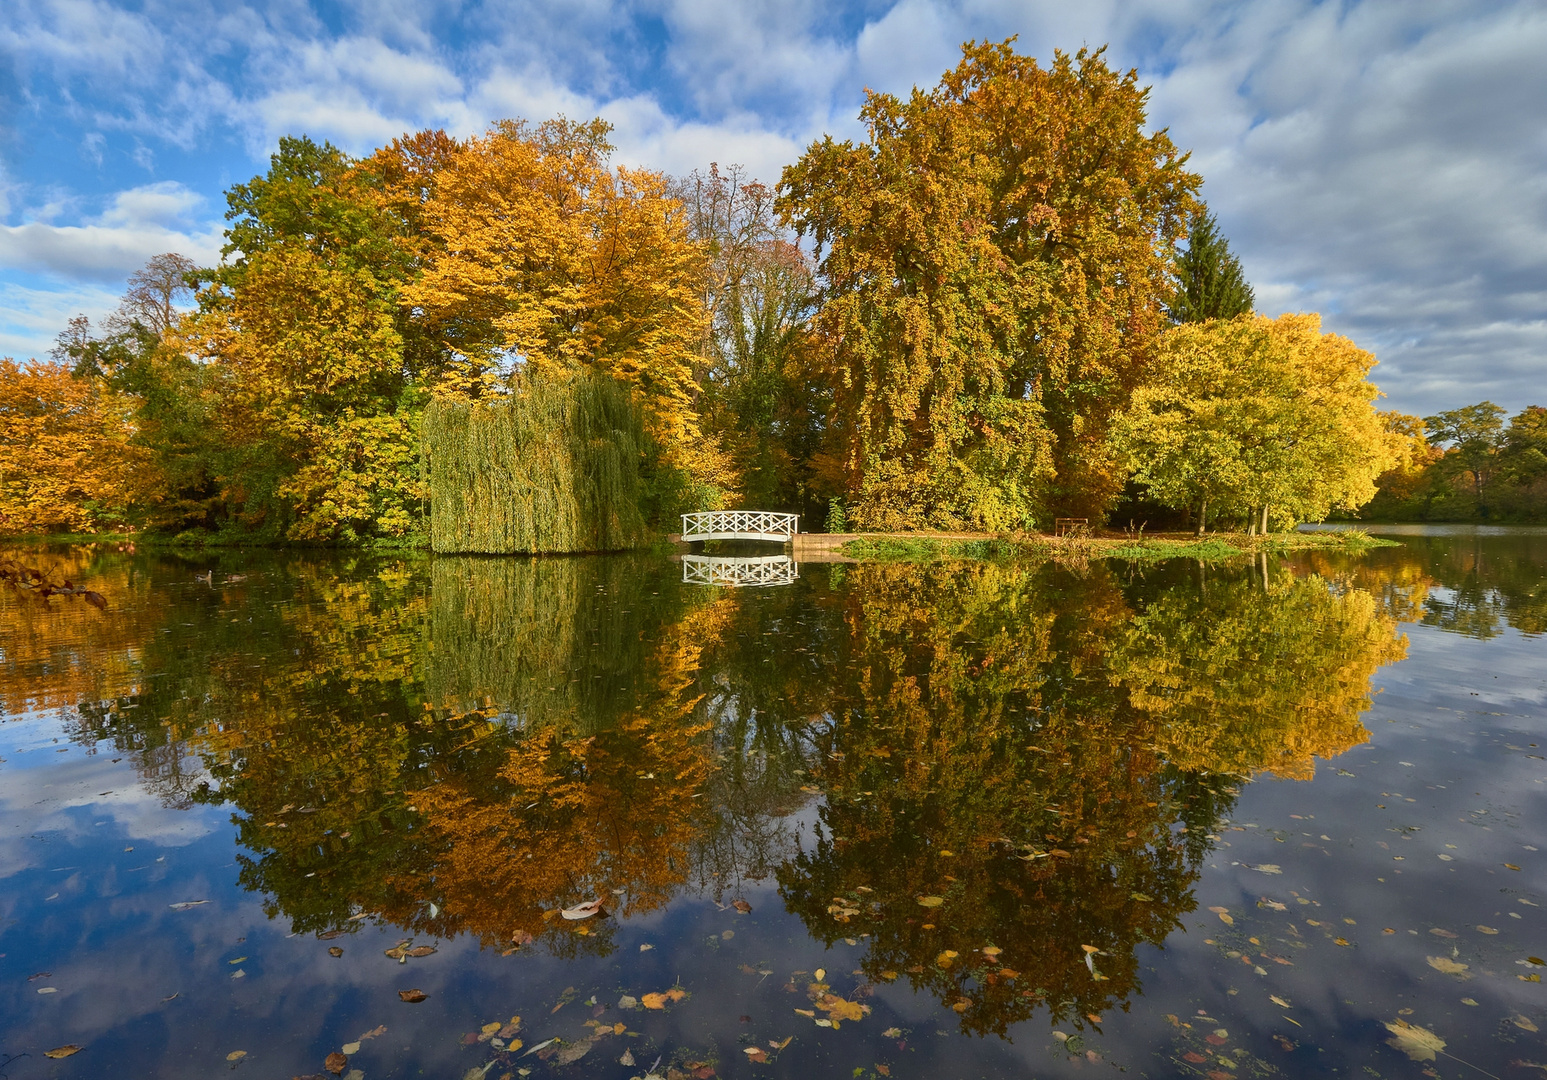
top-left (1260, 503), bottom-right (1270, 535)
top-left (1196, 498), bottom-right (1208, 537)
top-left (1247, 507), bottom-right (1257, 536)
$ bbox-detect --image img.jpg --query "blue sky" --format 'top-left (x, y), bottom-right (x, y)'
top-left (2, 0), bottom-right (1543, 416)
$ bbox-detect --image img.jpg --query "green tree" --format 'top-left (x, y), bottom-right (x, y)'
top-left (1168, 208), bottom-right (1254, 322)
top-left (778, 40), bottom-right (1200, 530)
top-left (1424, 402), bottom-right (1507, 513)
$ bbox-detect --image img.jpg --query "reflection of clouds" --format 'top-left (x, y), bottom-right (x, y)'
top-left (0, 718), bottom-right (220, 878)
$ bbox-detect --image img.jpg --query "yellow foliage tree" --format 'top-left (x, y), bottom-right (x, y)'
top-left (1110, 313), bottom-right (1401, 531)
top-left (405, 119), bottom-right (727, 495)
top-left (0, 358), bottom-right (156, 533)
top-left (778, 41), bottom-right (1200, 529)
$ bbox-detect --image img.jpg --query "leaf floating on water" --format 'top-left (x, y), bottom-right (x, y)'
top-left (1505, 864), bottom-right (1522, 871)
top-left (743, 1047), bottom-right (768, 1063)
top-left (916, 896), bottom-right (944, 908)
top-left (1477, 926), bottom-right (1499, 935)
top-left (1384, 1018), bottom-right (1445, 1062)
top-left (1218, 913), bottom-right (1235, 926)
top-left (882, 1027), bottom-right (903, 1039)
top-left (328, 947), bottom-right (344, 958)
top-left (552, 1040), bottom-right (592, 1065)
top-left (37, 986), bottom-right (58, 994)
top-left (639, 943), bottom-right (654, 952)
top-left (1243, 864), bottom-right (1282, 875)
top-left (733, 899), bottom-right (753, 914)
top-left (44, 1046), bottom-right (83, 1059)
top-left (398, 989), bottom-right (428, 1003)
top-left (168, 900), bottom-right (210, 911)
top-left (1270, 995), bottom-right (1291, 1008)
top-left (936, 950), bottom-right (959, 968)
top-left (1427, 957), bottom-right (1470, 976)
top-left (1515, 1015), bottom-right (1540, 1033)
top-left (619, 1050), bottom-right (635, 1067)
top-left (521, 1039), bottom-right (556, 1058)
top-left (982, 946), bottom-right (1002, 958)
top-left (226, 1050), bottom-right (247, 1062)
top-left (326, 1050), bottom-right (349, 1074)
top-left (561, 899), bottom-right (605, 920)
top-left (407, 946), bottom-right (437, 957)
top-left (814, 968), bottom-right (826, 981)
top-left (341, 1041), bottom-right (361, 1055)
top-left (641, 992), bottom-right (668, 1010)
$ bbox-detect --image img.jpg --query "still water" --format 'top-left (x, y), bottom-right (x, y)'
top-left (1, 530), bottom-right (1543, 1079)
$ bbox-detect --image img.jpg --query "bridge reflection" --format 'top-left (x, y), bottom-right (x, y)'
top-left (682, 554), bottom-right (799, 588)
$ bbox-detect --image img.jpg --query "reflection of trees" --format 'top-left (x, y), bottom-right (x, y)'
top-left (23, 543), bottom-right (1416, 1020)
top-left (1291, 534), bottom-right (1546, 639)
top-left (760, 559), bottom-right (1405, 1035)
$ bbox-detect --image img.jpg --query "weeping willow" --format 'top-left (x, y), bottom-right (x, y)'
top-left (426, 553), bottom-right (678, 726)
top-left (423, 374), bottom-right (647, 553)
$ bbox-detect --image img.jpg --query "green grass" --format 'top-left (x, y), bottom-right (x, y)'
top-left (1104, 538), bottom-right (1245, 562)
top-left (838, 536), bottom-right (1018, 562)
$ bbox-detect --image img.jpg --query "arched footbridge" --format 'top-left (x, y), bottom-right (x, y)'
top-left (680, 510), bottom-right (799, 544)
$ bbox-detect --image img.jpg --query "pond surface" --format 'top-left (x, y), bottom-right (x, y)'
top-left (1, 530), bottom-right (1544, 1080)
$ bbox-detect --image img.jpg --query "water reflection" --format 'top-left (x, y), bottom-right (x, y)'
top-left (10, 534), bottom-right (1509, 1072)
top-left (683, 554), bottom-right (800, 588)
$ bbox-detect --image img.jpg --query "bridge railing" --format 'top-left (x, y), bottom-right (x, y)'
top-left (682, 555), bottom-right (798, 588)
top-left (680, 510), bottom-right (799, 542)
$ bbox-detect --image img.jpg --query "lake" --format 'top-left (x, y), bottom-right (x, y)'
top-left (1, 528), bottom-right (1543, 1079)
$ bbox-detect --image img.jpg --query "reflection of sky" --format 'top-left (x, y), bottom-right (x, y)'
top-left (2, 544), bottom-right (1545, 1077)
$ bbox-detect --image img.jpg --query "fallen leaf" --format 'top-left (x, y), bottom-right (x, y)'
top-left (1477, 926), bottom-right (1499, 935)
top-left (771, 1036), bottom-right (792, 1050)
top-left (341, 1041), bottom-right (361, 1054)
top-left (794, 1008), bottom-right (815, 1017)
top-left (553, 1041), bottom-right (592, 1065)
top-left (733, 900), bottom-right (753, 914)
top-left (882, 1028), bottom-right (902, 1039)
top-left (817, 995), bottom-right (867, 1022)
top-left (641, 992), bottom-right (668, 1010)
top-left (1427, 957), bottom-right (1470, 976)
top-left (916, 896), bottom-right (944, 908)
top-left (1270, 995), bottom-right (1291, 1008)
top-left (407, 946), bottom-right (437, 957)
top-left (1244, 864), bottom-right (1282, 875)
top-left (982, 946), bottom-right (1002, 958)
top-left (1515, 1016), bottom-right (1540, 1033)
top-left (743, 1048), bottom-right (768, 1063)
top-left (814, 968), bottom-right (826, 981)
top-left (1505, 864), bottom-right (1522, 871)
top-left (619, 1050), bottom-right (635, 1067)
top-left (666, 988), bottom-right (688, 1003)
top-left (168, 900), bottom-right (210, 911)
top-left (328, 947), bottom-right (343, 958)
top-left (44, 1046), bottom-right (82, 1059)
top-left (617, 995), bottom-right (639, 1009)
top-left (1429, 927), bottom-right (1459, 938)
top-left (226, 1050), bottom-right (247, 1062)
top-left (36, 986), bottom-right (58, 994)
top-left (398, 989), bottom-right (428, 1003)
top-left (1385, 1018), bottom-right (1445, 1062)
top-left (326, 1051), bottom-right (349, 1074)
top-left (561, 899), bottom-right (605, 920)
top-left (879, 970), bottom-right (898, 981)
top-left (936, 950), bottom-right (959, 968)
top-left (521, 1039), bottom-right (555, 1058)
top-left (359, 1025), bottom-right (387, 1040)
top-left (1218, 913), bottom-right (1234, 926)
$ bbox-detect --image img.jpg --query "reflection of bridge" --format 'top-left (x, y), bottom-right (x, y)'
top-left (681, 510), bottom-right (799, 544)
top-left (683, 555), bottom-right (799, 588)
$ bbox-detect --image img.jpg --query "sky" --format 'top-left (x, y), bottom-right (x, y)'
top-left (1, 0), bottom-right (1543, 417)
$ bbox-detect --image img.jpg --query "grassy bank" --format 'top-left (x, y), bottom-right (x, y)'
top-left (838, 529), bottom-right (1399, 564)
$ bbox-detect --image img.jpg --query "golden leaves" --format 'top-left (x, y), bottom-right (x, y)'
top-left (1384, 1018), bottom-right (1445, 1062)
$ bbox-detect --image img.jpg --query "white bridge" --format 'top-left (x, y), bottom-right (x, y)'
top-left (683, 555), bottom-right (798, 588)
top-left (680, 510), bottom-right (799, 544)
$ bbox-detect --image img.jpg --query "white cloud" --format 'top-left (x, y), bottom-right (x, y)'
top-left (0, 0), bottom-right (1542, 412)
top-left (0, 182), bottom-right (222, 282)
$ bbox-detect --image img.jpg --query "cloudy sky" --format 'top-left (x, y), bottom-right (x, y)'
top-left (1, 0), bottom-right (1542, 415)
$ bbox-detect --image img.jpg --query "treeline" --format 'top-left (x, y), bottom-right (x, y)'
top-left (1362, 402), bottom-right (1547, 522)
top-left (1, 41), bottom-right (1406, 544)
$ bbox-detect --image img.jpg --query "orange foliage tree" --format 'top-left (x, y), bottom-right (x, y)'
top-left (0, 358), bottom-right (156, 533)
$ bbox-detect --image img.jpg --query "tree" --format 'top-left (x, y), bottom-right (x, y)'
top-left (403, 119), bottom-right (725, 507)
top-left (1168, 208), bottom-right (1253, 323)
top-left (1423, 402), bottom-right (1507, 512)
top-left (675, 165), bottom-right (826, 512)
top-left (779, 41), bottom-right (1200, 530)
top-left (0, 358), bottom-right (155, 533)
top-left (106, 253), bottom-right (199, 336)
top-left (1110, 314), bottom-right (1398, 532)
top-left (177, 136), bottom-right (431, 541)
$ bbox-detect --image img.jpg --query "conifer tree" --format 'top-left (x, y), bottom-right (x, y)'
top-left (1170, 209), bottom-right (1254, 323)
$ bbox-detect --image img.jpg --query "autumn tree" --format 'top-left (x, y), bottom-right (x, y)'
top-left (1110, 313), bottom-right (1399, 532)
top-left (404, 119), bottom-right (727, 508)
top-left (779, 41), bottom-right (1200, 529)
top-left (177, 135), bottom-right (438, 541)
top-left (0, 358), bottom-right (156, 533)
top-left (1168, 208), bottom-right (1253, 322)
top-left (676, 165), bottom-right (827, 512)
